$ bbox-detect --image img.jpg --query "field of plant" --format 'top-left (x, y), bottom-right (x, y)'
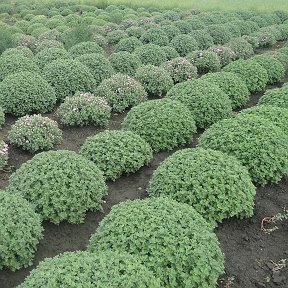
top-left (0, 1), bottom-right (288, 287)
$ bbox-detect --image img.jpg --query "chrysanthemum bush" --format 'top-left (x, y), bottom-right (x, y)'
top-left (2, 46), bottom-right (34, 58)
top-left (266, 50), bottom-right (288, 72)
top-left (35, 39), bottom-right (64, 53)
top-left (0, 141), bottom-right (8, 170)
top-left (133, 44), bottom-right (166, 66)
top-left (106, 30), bottom-right (128, 44)
top-left (56, 92), bottom-right (111, 127)
top-left (7, 115), bottom-right (62, 153)
top-left (161, 24), bottom-right (181, 41)
top-left (258, 86), bottom-right (288, 108)
top-left (95, 73), bottom-right (147, 112)
top-left (166, 79), bottom-right (232, 128)
top-left (116, 36), bottom-right (143, 53)
top-left (223, 59), bottom-right (268, 93)
top-left (227, 37), bottom-right (254, 59)
top-left (170, 34), bottom-right (199, 56)
top-left (0, 191), bottom-right (43, 271)
top-left (206, 25), bottom-right (232, 45)
top-left (148, 148), bottom-right (256, 224)
top-left (7, 150), bottom-right (107, 224)
top-left (198, 115), bottom-right (288, 186)
top-left (208, 46), bottom-right (236, 67)
top-left (80, 130), bottom-right (152, 181)
top-left (201, 72), bottom-right (250, 109)
top-left (18, 251), bottom-right (161, 287)
top-left (68, 41), bottom-right (104, 57)
top-left (161, 45), bottom-right (179, 59)
top-left (189, 29), bottom-right (214, 50)
top-left (88, 197), bottom-right (224, 288)
top-left (140, 27), bottom-right (169, 46)
top-left (0, 71), bottom-right (56, 116)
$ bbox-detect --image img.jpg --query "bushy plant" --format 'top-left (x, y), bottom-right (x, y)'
top-left (2, 46), bottom-right (34, 58)
top-left (8, 115), bottom-right (62, 153)
top-left (43, 59), bottom-right (96, 101)
top-left (166, 79), bottom-right (232, 128)
top-left (223, 59), bottom-right (268, 93)
top-left (88, 197), bottom-right (224, 287)
top-left (174, 20), bottom-right (193, 34)
top-left (0, 141), bottom-right (8, 170)
top-left (208, 46), bottom-right (236, 67)
top-left (68, 41), bottom-right (103, 57)
top-left (0, 191), bottom-right (43, 271)
top-left (252, 31), bottom-right (276, 48)
top-left (252, 54), bottom-right (285, 84)
top-left (106, 29), bottom-right (128, 44)
top-left (126, 26), bottom-right (145, 38)
top-left (201, 72), bottom-right (250, 109)
top-left (0, 106), bottom-right (4, 128)
top-left (227, 37), bottom-right (254, 60)
top-left (189, 29), bottom-right (214, 50)
top-left (35, 39), bottom-right (64, 52)
top-left (0, 72), bottom-right (56, 116)
top-left (108, 51), bottom-right (141, 76)
top-left (95, 73), bottom-right (147, 112)
top-left (140, 27), bottom-right (169, 46)
top-left (116, 36), bottom-right (142, 53)
top-left (135, 65), bottom-right (173, 96)
top-left (266, 50), bottom-right (288, 72)
top-left (206, 25), bottom-right (232, 45)
top-left (170, 34), bottom-right (199, 56)
top-left (133, 44), bottom-right (167, 66)
top-left (148, 148), bottom-right (256, 224)
top-left (198, 115), bottom-right (288, 185)
top-left (7, 150), bottom-right (107, 224)
top-left (241, 35), bottom-right (260, 49)
top-left (122, 99), bottom-right (196, 152)
top-left (258, 86), bottom-right (288, 108)
top-left (161, 24), bottom-right (181, 41)
top-left (18, 251), bottom-right (161, 287)
top-left (56, 92), bottom-right (111, 127)
top-left (80, 130), bottom-right (152, 180)
top-left (161, 45), bottom-right (179, 59)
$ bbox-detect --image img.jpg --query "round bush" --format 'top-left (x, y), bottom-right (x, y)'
top-left (148, 148), bottom-right (256, 224)
top-left (0, 54), bottom-right (40, 81)
top-left (8, 115), bottom-right (62, 153)
top-left (166, 79), bottom-right (232, 128)
top-left (206, 25), bottom-right (232, 45)
top-left (80, 130), bottom-right (152, 180)
top-left (2, 46), bottom-right (33, 58)
top-left (201, 72), bottom-right (250, 109)
top-left (198, 115), bottom-right (288, 185)
top-left (0, 141), bottom-right (8, 170)
top-left (161, 24), bottom-right (181, 41)
top-left (126, 26), bottom-right (145, 38)
top-left (140, 27), bottom-right (169, 46)
top-left (68, 41), bottom-right (103, 57)
top-left (7, 150), bottom-right (107, 224)
top-left (266, 50), bottom-right (288, 71)
top-left (0, 191), bottom-right (43, 271)
top-left (35, 39), bottom-right (64, 53)
top-left (161, 45), bottom-right (179, 59)
top-left (106, 29), bottom-right (128, 44)
top-left (88, 197), bottom-right (224, 287)
top-left (208, 46), bottom-right (236, 67)
top-left (133, 44), bottom-right (166, 66)
top-left (135, 65), bottom-right (173, 97)
top-left (43, 59), bottom-right (96, 101)
top-left (0, 72), bottom-right (56, 116)
top-left (223, 59), bottom-right (268, 93)
top-left (174, 20), bottom-right (193, 34)
top-left (189, 29), bottom-right (214, 50)
top-left (258, 87), bottom-right (288, 108)
top-left (18, 251), bottom-right (161, 287)
top-left (95, 73), bottom-right (147, 112)
top-left (170, 34), bottom-right (199, 56)
top-left (252, 54), bottom-right (285, 84)
top-left (108, 51), bottom-right (141, 76)
top-left (227, 37), bottom-right (254, 59)
top-left (116, 36), bottom-right (142, 53)
top-left (122, 99), bottom-right (196, 152)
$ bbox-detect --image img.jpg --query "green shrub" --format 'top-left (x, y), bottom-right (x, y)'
top-left (189, 29), bottom-right (214, 50)
top-left (88, 197), bottom-right (224, 288)
top-left (252, 54), bottom-right (285, 84)
top-left (122, 99), bottom-right (196, 152)
top-left (174, 20), bottom-right (193, 34)
top-left (56, 92), bottom-right (111, 127)
top-left (0, 141), bottom-right (8, 170)
top-left (2, 46), bottom-right (34, 58)
top-left (68, 41), bottom-right (103, 57)
top-left (170, 34), bottom-right (199, 57)
top-left (126, 26), bottom-right (145, 38)
top-left (166, 79), bottom-right (232, 128)
top-left (241, 35), bottom-right (260, 49)
top-left (227, 37), bottom-right (254, 60)
top-left (92, 33), bottom-right (107, 47)
top-left (8, 115), bottom-right (62, 153)
top-left (116, 36), bottom-right (142, 53)
top-left (206, 25), bottom-right (232, 45)
top-left (162, 57), bottom-right (198, 83)
top-left (108, 51), bottom-right (141, 76)
top-left (43, 59), bottom-right (96, 101)
top-left (135, 65), bottom-right (173, 97)
top-left (201, 72), bottom-right (250, 109)
top-left (0, 191), bottom-right (43, 271)
top-left (140, 27), bottom-right (169, 46)
top-left (223, 59), bottom-right (268, 93)
top-left (0, 106), bottom-right (4, 128)
top-left (161, 24), bottom-right (181, 41)
top-left (133, 44), bottom-right (167, 66)
top-left (225, 23), bottom-right (242, 38)
top-left (106, 29), bottom-right (128, 44)
top-left (0, 54), bottom-right (40, 81)
top-left (35, 39), bottom-right (64, 53)
top-left (76, 53), bottom-right (113, 86)
top-left (208, 46), bottom-right (236, 67)
top-left (198, 115), bottom-right (288, 185)
top-left (161, 45), bottom-right (179, 59)
top-left (0, 72), bottom-right (56, 116)
top-left (266, 50), bottom-right (288, 72)
top-left (95, 73), bottom-right (147, 112)
top-left (252, 31), bottom-right (276, 48)
top-left (258, 86), bottom-right (288, 108)
top-left (80, 130), bottom-right (152, 180)
top-left (19, 250), bottom-right (161, 287)
top-left (148, 148), bottom-right (256, 224)
top-left (7, 150), bottom-right (107, 224)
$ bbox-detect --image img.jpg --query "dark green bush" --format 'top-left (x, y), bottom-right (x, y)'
top-left (206, 25), bottom-right (232, 45)
top-left (189, 29), bottom-right (214, 50)
top-left (0, 191), bottom-right (43, 271)
top-left (68, 41), bottom-right (104, 57)
top-left (252, 31), bottom-right (276, 47)
top-left (0, 106), bottom-right (5, 128)
top-left (201, 72), bottom-right (250, 109)
top-left (148, 148), bottom-right (256, 224)
top-left (170, 34), bottom-right (199, 56)
top-left (174, 20), bottom-right (193, 34)
top-left (2, 46), bottom-right (33, 58)
top-left (133, 44), bottom-right (167, 66)
top-left (198, 115), bottom-right (288, 185)
top-left (88, 197), bottom-right (224, 287)
top-left (227, 37), bottom-right (254, 59)
top-left (80, 130), bottom-right (152, 180)
top-left (116, 36), bottom-right (143, 53)
top-left (208, 46), bottom-right (236, 66)
top-left (7, 150), bottom-right (107, 224)
top-left (126, 26), bottom-right (145, 38)
top-left (161, 24), bottom-right (181, 41)
top-left (106, 29), bottom-right (128, 44)
top-left (266, 50), bottom-right (288, 71)
top-left (258, 86), bottom-right (288, 108)
top-left (161, 45), bottom-right (179, 59)
top-left (0, 141), bottom-right (8, 170)
top-left (122, 98), bottom-right (196, 152)
top-left (140, 27), bottom-right (169, 46)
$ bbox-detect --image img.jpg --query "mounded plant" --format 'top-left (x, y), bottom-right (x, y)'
top-left (161, 45), bottom-right (179, 59)
top-left (80, 130), bottom-right (152, 181)
top-left (106, 29), bottom-right (128, 44)
top-left (189, 29), bottom-right (214, 50)
top-left (258, 86), bottom-right (288, 108)
top-left (0, 191), bottom-right (43, 271)
top-left (140, 27), bottom-right (169, 46)
top-left (148, 148), bottom-right (256, 224)
top-left (0, 71), bottom-right (56, 116)
top-left (68, 41), bottom-right (104, 57)
top-left (206, 25), bottom-right (232, 45)
top-left (0, 141), bottom-right (8, 170)
top-left (170, 34), bottom-right (199, 56)
top-left (35, 39), bottom-right (64, 53)
top-left (2, 46), bottom-right (34, 58)
top-left (166, 79), bottom-right (232, 128)
top-left (88, 197), bottom-right (224, 288)
top-left (7, 150), bottom-right (107, 224)
top-left (198, 115), bottom-right (288, 185)
top-left (122, 99), bottom-right (196, 152)
top-left (266, 50), bottom-right (288, 72)
top-left (161, 24), bottom-right (181, 41)
top-left (227, 37), bottom-right (254, 59)
top-left (133, 44), bottom-right (167, 66)
top-left (116, 36), bottom-right (143, 53)
top-left (208, 46), bottom-right (236, 67)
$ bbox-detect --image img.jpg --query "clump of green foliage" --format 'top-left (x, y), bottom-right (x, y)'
top-left (258, 86), bottom-right (288, 108)
top-left (170, 34), bottom-right (199, 56)
top-left (35, 39), bottom-right (64, 53)
top-left (206, 25), bottom-right (232, 45)
top-left (190, 29), bottom-right (214, 49)
top-left (208, 46), bottom-right (236, 67)
top-left (227, 37), bottom-right (254, 59)
top-left (106, 29), bottom-right (128, 44)
top-left (0, 106), bottom-right (4, 128)
top-left (2, 46), bottom-right (34, 58)
top-left (116, 36), bottom-right (143, 53)
top-left (133, 44), bottom-right (167, 66)
top-left (68, 41), bottom-right (104, 57)
top-left (161, 45), bottom-right (179, 59)
top-left (140, 27), bottom-right (169, 46)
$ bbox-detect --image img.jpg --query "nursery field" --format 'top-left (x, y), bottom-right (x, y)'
top-left (0, 1), bottom-right (288, 288)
